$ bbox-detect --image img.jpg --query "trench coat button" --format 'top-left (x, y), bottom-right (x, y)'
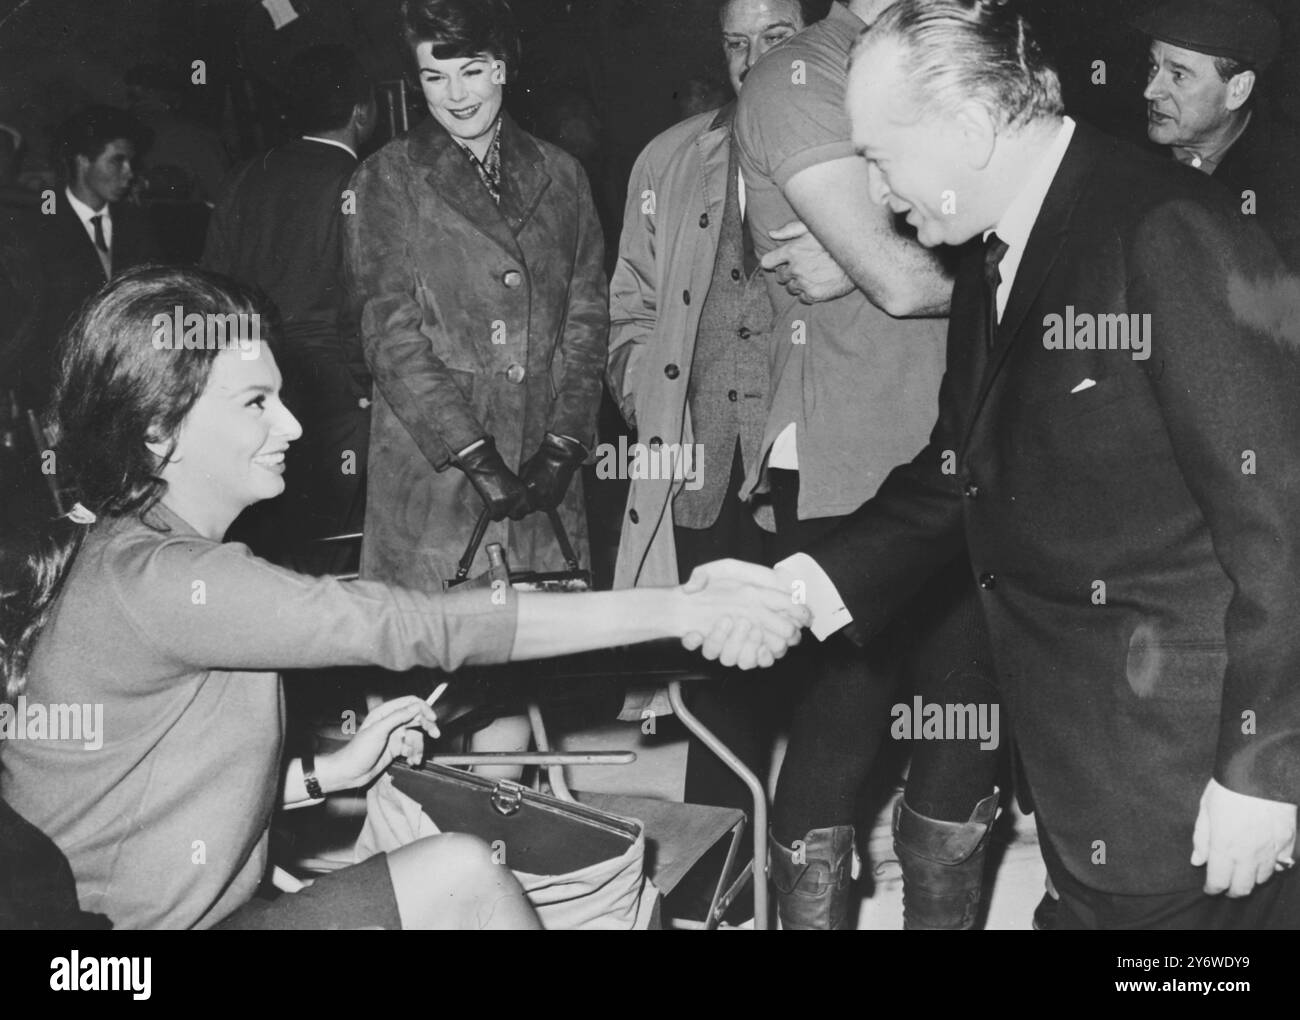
top-left (978, 573), bottom-right (997, 590)
top-left (649, 436), bottom-right (663, 449)
top-left (699, 213), bottom-right (709, 228)
top-left (358, 397), bottom-right (371, 410)
top-left (664, 363), bottom-right (680, 380)
top-left (964, 482), bottom-right (980, 499)
top-left (503, 270), bottom-right (523, 288)
top-left (737, 327), bottom-right (752, 340)
top-left (629, 508), bottom-right (640, 524)
top-left (683, 289), bottom-right (691, 305)
top-left (728, 390), bottom-right (739, 402)
top-left (506, 363), bottom-right (526, 384)
top-left (731, 268), bottom-right (741, 281)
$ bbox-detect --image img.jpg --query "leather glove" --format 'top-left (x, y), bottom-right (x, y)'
top-left (456, 437), bottom-right (530, 521)
top-left (519, 432), bottom-right (587, 511)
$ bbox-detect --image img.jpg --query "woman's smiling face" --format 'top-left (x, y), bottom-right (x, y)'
top-left (154, 346), bottom-right (302, 535)
top-left (414, 43), bottom-right (505, 151)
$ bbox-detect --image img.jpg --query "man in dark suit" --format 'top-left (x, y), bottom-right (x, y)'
top-left (1139, 0), bottom-right (1300, 271)
top-left (18, 106), bottom-right (160, 413)
top-left (700, 0), bottom-right (1300, 927)
top-left (202, 45), bottom-right (377, 566)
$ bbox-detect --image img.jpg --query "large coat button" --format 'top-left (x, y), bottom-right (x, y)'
top-left (503, 270), bottom-right (523, 288)
top-left (664, 363), bottom-right (680, 380)
top-left (629, 508), bottom-right (640, 523)
top-left (506, 363), bottom-right (526, 384)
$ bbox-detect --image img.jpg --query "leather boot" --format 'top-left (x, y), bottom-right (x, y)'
top-left (893, 789), bottom-right (999, 930)
top-left (768, 826), bottom-right (855, 930)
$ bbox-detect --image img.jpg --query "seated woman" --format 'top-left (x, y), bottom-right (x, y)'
top-left (0, 267), bottom-right (805, 930)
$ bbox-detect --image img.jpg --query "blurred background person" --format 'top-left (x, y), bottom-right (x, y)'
top-left (202, 44), bottom-right (378, 573)
top-left (17, 104), bottom-right (160, 418)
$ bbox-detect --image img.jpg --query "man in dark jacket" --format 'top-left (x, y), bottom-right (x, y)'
top-left (1139, 0), bottom-right (1300, 270)
top-left (202, 45), bottom-right (377, 565)
top-left (19, 106), bottom-right (160, 414)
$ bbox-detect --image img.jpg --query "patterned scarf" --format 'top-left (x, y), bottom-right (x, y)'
top-left (455, 119), bottom-right (503, 204)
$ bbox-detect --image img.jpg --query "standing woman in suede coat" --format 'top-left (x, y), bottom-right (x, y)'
top-left (344, 0), bottom-right (608, 761)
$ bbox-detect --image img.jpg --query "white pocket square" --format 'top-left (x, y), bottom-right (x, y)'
top-left (1071, 378), bottom-right (1097, 395)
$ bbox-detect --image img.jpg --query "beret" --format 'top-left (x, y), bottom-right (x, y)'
top-left (1134, 0), bottom-right (1281, 71)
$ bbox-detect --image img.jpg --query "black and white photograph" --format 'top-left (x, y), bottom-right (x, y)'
top-left (1, 0), bottom-right (1298, 983)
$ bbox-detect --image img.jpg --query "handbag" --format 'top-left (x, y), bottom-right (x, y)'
top-left (357, 763), bottom-right (658, 930)
top-left (444, 507), bottom-right (591, 592)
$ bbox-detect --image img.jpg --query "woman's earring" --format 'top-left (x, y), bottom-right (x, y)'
top-left (492, 60), bottom-right (507, 85)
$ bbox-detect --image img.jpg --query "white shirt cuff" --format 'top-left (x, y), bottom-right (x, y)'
top-left (774, 552), bottom-right (853, 641)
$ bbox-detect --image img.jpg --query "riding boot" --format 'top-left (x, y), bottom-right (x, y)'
top-left (893, 789), bottom-right (999, 930)
top-left (768, 826), bottom-right (855, 930)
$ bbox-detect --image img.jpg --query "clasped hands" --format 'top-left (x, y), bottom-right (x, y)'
top-left (459, 433), bottom-right (585, 521)
top-left (677, 559), bottom-right (810, 670)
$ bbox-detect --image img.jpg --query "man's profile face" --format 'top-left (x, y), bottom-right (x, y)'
top-left (1144, 40), bottom-right (1246, 149)
top-left (720, 0), bottom-right (804, 95)
top-left (848, 42), bottom-right (982, 248)
top-left (77, 138), bottom-right (136, 207)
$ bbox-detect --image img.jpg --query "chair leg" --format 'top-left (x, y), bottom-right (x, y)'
top-left (668, 679), bottom-right (770, 929)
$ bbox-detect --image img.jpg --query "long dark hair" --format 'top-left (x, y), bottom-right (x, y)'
top-left (1, 266), bottom-right (264, 703)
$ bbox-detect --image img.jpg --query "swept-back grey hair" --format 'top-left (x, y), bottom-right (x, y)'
top-left (852, 0), bottom-right (1064, 131)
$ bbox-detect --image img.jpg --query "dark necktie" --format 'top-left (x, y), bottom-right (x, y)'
top-left (91, 213), bottom-right (110, 277)
top-left (982, 232), bottom-right (1010, 351)
top-left (91, 213), bottom-right (108, 252)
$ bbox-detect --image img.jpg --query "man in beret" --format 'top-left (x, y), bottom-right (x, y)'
top-left (1139, 0), bottom-right (1300, 270)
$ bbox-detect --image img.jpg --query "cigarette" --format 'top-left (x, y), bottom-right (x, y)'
top-left (426, 682), bottom-right (450, 707)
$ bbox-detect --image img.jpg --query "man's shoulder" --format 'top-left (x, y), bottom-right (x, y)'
top-left (632, 111), bottom-right (718, 175)
top-left (743, 10), bottom-right (854, 97)
top-left (1071, 124), bottom-right (1229, 222)
top-left (352, 132), bottom-right (413, 187)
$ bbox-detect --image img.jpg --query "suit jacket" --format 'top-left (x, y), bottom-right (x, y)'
top-left (202, 138), bottom-right (370, 423)
top-left (809, 122), bottom-right (1300, 895)
top-left (20, 191), bottom-right (160, 409)
top-left (344, 113), bottom-right (608, 589)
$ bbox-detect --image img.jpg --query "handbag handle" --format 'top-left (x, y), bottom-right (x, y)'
top-left (453, 507), bottom-right (582, 583)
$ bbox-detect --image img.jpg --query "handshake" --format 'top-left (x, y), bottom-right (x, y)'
top-left (676, 559), bottom-right (811, 670)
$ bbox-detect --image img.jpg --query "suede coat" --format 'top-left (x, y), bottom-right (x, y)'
top-left (345, 114), bottom-right (608, 589)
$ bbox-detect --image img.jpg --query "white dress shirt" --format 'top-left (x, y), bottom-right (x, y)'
top-left (301, 135), bottom-right (358, 160)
